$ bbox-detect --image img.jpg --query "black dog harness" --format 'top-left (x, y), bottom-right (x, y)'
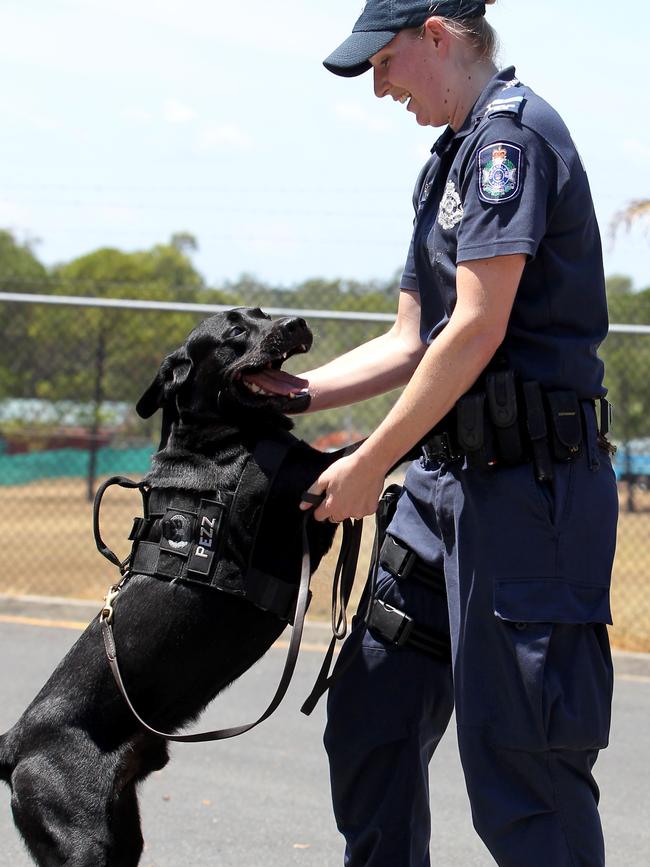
top-left (94, 436), bottom-right (364, 742)
top-left (125, 439), bottom-right (305, 621)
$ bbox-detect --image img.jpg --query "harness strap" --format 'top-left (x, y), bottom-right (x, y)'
top-left (366, 598), bottom-right (451, 662)
top-left (100, 512), bottom-right (315, 742)
top-left (379, 534), bottom-right (446, 594)
top-left (217, 438), bottom-right (292, 595)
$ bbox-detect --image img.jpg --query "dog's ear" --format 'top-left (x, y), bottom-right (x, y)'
top-left (136, 347), bottom-right (193, 418)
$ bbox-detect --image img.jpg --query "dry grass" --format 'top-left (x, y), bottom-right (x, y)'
top-left (0, 477), bottom-right (648, 651)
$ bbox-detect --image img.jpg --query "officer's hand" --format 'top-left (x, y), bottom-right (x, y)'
top-left (299, 451), bottom-right (385, 522)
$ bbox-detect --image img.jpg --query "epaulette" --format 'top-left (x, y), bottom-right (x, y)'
top-left (484, 82), bottom-right (526, 119)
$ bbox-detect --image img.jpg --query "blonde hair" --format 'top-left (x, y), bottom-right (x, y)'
top-left (420, 1), bottom-right (499, 62)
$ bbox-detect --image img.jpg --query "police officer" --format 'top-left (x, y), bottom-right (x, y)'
top-left (292, 2), bottom-right (618, 865)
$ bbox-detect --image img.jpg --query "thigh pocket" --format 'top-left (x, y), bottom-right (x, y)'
top-left (489, 578), bottom-right (613, 752)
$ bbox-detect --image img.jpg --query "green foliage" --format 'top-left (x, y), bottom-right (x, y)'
top-left (0, 231), bottom-right (52, 396)
top-left (0, 230), bottom-right (48, 291)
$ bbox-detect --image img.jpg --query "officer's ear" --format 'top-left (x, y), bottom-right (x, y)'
top-left (136, 347), bottom-right (194, 419)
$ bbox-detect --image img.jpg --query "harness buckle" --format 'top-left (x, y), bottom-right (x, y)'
top-left (100, 584), bottom-right (121, 625)
top-left (367, 599), bottom-right (414, 646)
top-left (379, 535), bottom-right (416, 580)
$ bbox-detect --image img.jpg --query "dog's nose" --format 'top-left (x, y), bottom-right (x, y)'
top-left (277, 317), bottom-right (311, 343)
top-left (278, 316), bottom-right (308, 334)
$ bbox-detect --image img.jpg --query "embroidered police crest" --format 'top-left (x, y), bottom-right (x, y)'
top-left (437, 181), bottom-right (463, 230)
top-left (478, 142), bottom-right (522, 204)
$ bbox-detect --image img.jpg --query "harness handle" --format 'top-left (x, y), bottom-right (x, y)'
top-left (93, 476), bottom-right (147, 572)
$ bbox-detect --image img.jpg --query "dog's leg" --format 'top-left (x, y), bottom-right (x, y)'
top-left (106, 782), bottom-right (144, 867)
top-left (10, 747), bottom-right (116, 866)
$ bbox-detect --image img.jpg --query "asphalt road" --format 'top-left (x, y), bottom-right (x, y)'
top-left (0, 599), bottom-right (649, 866)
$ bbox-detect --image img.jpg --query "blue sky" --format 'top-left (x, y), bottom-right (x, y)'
top-left (1, 0), bottom-right (649, 290)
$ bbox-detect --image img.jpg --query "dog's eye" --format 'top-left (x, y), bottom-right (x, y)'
top-left (226, 325), bottom-right (247, 338)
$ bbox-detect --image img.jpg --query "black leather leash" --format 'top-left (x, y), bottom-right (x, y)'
top-left (94, 478), bottom-right (363, 742)
top-left (300, 484), bottom-right (400, 715)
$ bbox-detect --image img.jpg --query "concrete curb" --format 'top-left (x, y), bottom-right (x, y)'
top-left (1, 593), bottom-right (648, 678)
top-left (0, 592), bottom-right (334, 647)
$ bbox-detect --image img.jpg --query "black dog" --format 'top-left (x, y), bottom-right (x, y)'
top-left (0, 308), bottom-right (343, 866)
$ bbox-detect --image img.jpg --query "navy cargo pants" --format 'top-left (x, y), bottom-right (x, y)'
top-left (325, 406), bottom-right (618, 866)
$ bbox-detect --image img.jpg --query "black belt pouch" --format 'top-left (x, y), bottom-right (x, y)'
top-left (546, 390), bottom-right (582, 461)
top-left (457, 393), bottom-right (496, 469)
top-left (486, 370), bottom-right (524, 464)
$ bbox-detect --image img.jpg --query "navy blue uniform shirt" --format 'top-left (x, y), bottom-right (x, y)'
top-left (401, 66), bottom-right (608, 398)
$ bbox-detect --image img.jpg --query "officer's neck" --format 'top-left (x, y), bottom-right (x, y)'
top-left (448, 60), bottom-right (497, 132)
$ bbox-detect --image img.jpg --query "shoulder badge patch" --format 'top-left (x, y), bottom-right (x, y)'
top-left (437, 181), bottom-right (464, 230)
top-left (478, 142), bottom-right (523, 204)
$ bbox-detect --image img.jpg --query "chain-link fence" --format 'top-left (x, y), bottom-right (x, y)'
top-left (1, 293), bottom-right (649, 650)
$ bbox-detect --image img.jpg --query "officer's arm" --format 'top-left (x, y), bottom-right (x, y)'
top-left (299, 288), bottom-right (426, 412)
top-left (353, 254), bottom-right (526, 474)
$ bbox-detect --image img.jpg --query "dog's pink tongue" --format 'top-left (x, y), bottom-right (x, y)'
top-left (242, 369), bottom-right (309, 396)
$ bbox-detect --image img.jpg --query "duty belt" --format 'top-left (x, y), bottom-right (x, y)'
top-left (418, 372), bottom-right (613, 482)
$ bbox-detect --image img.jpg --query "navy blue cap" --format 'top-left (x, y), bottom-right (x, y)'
top-left (324, 1), bottom-right (487, 78)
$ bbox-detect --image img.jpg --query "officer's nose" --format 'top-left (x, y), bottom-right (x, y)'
top-left (373, 66), bottom-right (386, 98)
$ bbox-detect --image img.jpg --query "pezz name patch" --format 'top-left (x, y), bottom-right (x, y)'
top-left (477, 142), bottom-right (523, 204)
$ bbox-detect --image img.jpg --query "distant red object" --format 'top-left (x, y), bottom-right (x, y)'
top-left (311, 430), bottom-right (364, 452)
top-left (3, 428), bottom-right (113, 454)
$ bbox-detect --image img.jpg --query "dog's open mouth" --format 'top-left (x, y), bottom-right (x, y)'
top-left (232, 341), bottom-right (311, 407)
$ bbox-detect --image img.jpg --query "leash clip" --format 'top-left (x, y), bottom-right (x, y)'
top-left (100, 584), bottom-right (121, 625)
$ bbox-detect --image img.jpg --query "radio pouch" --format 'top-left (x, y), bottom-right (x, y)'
top-left (486, 370), bottom-right (523, 464)
top-left (523, 381), bottom-right (554, 481)
top-left (456, 393), bottom-right (496, 469)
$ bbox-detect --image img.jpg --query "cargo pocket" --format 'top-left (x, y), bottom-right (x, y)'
top-left (489, 578), bottom-right (613, 752)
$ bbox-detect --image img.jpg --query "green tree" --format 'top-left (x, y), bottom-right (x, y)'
top-left (12, 238), bottom-right (225, 499)
top-left (0, 230), bottom-right (50, 399)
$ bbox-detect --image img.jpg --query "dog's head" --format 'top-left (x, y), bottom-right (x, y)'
top-left (136, 308), bottom-right (313, 429)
